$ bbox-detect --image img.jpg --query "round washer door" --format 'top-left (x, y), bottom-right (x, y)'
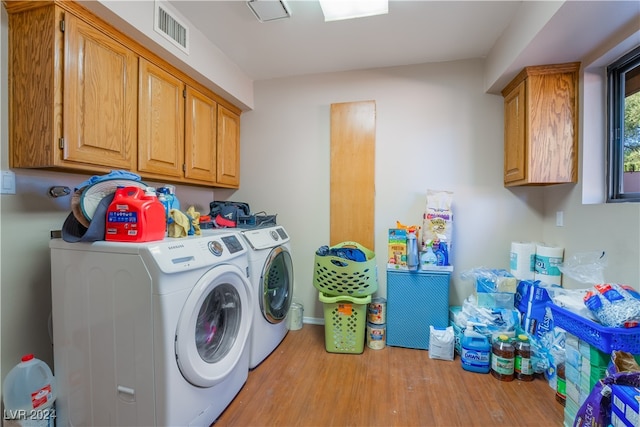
top-left (260, 245), bottom-right (294, 324)
top-left (175, 264), bottom-right (252, 388)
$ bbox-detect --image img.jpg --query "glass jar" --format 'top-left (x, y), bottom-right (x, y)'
top-left (514, 334), bottom-right (533, 381)
top-left (491, 334), bottom-right (514, 382)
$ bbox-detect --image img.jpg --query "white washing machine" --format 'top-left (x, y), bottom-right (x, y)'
top-left (237, 226), bottom-right (294, 369)
top-left (49, 232), bottom-right (253, 427)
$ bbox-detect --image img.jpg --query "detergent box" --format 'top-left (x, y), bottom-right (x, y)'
top-left (387, 228), bottom-right (407, 269)
top-left (611, 385), bottom-right (640, 427)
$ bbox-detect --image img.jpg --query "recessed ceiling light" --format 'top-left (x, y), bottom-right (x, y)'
top-left (319, 0), bottom-right (388, 22)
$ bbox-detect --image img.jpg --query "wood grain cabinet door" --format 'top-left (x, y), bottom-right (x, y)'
top-left (216, 106), bottom-right (241, 188)
top-left (503, 80), bottom-right (527, 184)
top-left (63, 12), bottom-right (138, 170)
top-left (502, 62), bottom-right (579, 187)
top-left (185, 86), bottom-right (217, 184)
top-left (138, 58), bottom-right (185, 179)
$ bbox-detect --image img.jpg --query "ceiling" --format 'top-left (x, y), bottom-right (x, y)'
top-left (167, 0), bottom-right (523, 81)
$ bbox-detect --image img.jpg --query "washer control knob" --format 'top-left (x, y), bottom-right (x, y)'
top-left (208, 240), bottom-right (223, 256)
top-left (270, 230), bottom-right (279, 241)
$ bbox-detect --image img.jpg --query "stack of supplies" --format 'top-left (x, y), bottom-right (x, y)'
top-left (461, 268), bottom-right (518, 309)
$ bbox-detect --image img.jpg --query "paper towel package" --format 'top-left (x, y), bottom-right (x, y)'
top-left (534, 244), bottom-right (564, 285)
top-left (510, 241), bottom-right (536, 280)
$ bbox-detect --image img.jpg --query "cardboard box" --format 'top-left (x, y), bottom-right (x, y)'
top-left (611, 385), bottom-right (640, 427)
top-left (387, 228), bottom-right (407, 269)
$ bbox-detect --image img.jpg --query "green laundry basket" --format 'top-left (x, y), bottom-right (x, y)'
top-left (319, 292), bottom-right (371, 354)
top-left (313, 242), bottom-right (378, 297)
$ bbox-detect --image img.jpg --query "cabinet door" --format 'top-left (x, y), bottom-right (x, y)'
top-left (64, 12), bottom-right (137, 170)
top-left (503, 80), bottom-right (526, 184)
top-left (8, 4), bottom-right (60, 168)
top-left (138, 59), bottom-right (185, 179)
top-left (528, 72), bottom-right (578, 184)
top-left (216, 106), bottom-right (241, 188)
top-left (184, 87), bottom-right (217, 183)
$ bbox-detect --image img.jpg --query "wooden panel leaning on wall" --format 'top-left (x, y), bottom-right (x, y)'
top-left (330, 101), bottom-right (376, 250)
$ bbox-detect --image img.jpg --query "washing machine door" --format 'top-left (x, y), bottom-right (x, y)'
top-left (175, 264), bottom-right (252, 388)
top-left (260, 245), bottom-right (294, 324)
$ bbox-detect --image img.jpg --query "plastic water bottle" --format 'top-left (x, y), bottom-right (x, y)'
top-left (165, 184), bottom-right (180, 211)
top-left (3, 354), bottom-right (57, 426)
top-left (460, 324), bottom-right (491, 374)
top-left (406, 231), bottom-right (419, 270)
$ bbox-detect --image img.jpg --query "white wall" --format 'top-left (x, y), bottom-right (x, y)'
top-left (231, 60), bottom-right (545, 320)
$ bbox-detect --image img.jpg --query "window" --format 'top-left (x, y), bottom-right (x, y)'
top-left (608, 45), bottom-right (640, 201)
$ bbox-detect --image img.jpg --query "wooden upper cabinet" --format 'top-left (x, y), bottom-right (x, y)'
top-left (185, 86), bottom-right (218, 184)
top-left (138, 58), bottom-right (185, 179)
top-left (501, 62), bottom-right (580, 187)
top-left (6, 0), bottom-right (241, 188)
top-left (216, 106), bottom-right (241, 188)
top-left (7, 3), bottom-right (137, 172)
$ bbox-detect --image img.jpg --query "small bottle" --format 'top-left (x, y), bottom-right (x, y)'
top-left (491, 334), bottom-right (514, 381)
top-left (157, 189), bottom-right (170, 218)
top-left (514, 334), bottom-right (533, 381)
top-left (165, 185), bottom-right (180, 211)
top-left (420, 243), bottom-right (437, 269)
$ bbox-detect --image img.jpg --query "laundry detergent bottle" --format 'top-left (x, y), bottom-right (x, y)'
top-left (106, 186), bottom-right (166, 242)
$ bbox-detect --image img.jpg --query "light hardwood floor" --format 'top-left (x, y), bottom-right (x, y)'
top-left (214, 324), bottom-right (564, 426)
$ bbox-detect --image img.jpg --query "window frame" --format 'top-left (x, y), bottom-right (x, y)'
top-left (607, 45), bottom-right (640, 202)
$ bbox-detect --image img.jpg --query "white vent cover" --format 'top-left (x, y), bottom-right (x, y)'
top-left (247, 0), bottom-right (291, 22)
top-left (154, 1), bottom-right (189, 54)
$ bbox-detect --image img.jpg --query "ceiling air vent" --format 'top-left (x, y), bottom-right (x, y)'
top-left (154, 1), bottom-right (189, 54)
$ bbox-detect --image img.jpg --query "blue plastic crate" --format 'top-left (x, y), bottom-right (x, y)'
top-left (548, 303), bottom-right (640, 354)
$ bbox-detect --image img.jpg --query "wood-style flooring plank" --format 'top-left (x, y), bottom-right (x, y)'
top-left (214, 325), bottom-right (563, 427)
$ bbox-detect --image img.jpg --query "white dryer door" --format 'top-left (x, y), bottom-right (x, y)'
top-left (175, 264), bottom-right (252, 387)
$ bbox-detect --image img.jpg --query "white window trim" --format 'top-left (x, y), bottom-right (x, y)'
top-left (582, 28), bottom-right (640, 205)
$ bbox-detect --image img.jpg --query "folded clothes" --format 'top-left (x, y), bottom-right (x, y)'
top-left (316, 245), bottom-right (367, 262)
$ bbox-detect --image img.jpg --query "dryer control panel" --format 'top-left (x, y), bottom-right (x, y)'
top-left (241, 226), bottom-right (289, 250)
top-left (144, 233), bottom-right (247, 274)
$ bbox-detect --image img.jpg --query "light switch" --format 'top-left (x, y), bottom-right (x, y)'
top-left (556, 211), bottom-right (564, 227)
top-left (1, 170), bottom-right (16, 194)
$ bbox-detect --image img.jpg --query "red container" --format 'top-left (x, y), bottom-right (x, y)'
top-left (105, 187), bottom-right (166, 242)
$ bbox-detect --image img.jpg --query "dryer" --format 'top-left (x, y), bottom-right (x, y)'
top-left (238, 226), bottom-right (294, 369)
top-left (49, 232), bottom-right (252, 426)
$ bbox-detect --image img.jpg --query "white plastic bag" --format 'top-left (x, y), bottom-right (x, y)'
top-left (428, 326), bottom-right (454, 361)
